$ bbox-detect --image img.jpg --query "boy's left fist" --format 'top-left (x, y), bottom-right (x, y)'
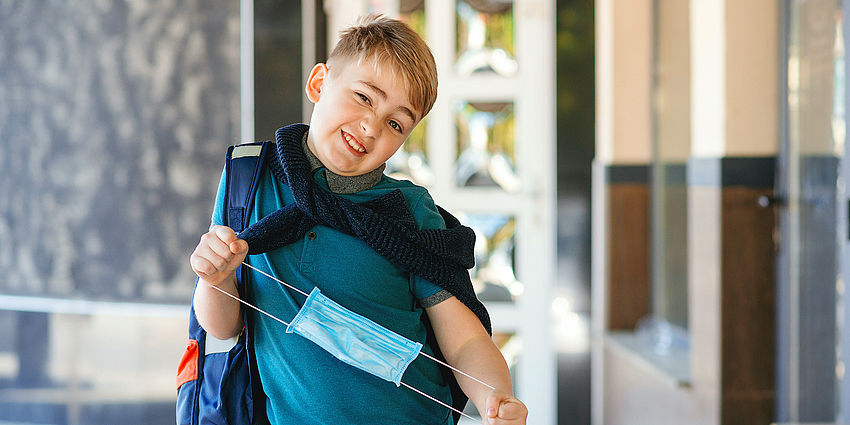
top-left (483, 390), bottom-right (528, 425)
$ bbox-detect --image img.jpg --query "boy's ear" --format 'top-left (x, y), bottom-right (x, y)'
top-left (305, 63), bottom-right (329, 103)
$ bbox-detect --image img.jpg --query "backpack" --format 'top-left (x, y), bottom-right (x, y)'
top-left (176, 141), bottom-right (274, 425)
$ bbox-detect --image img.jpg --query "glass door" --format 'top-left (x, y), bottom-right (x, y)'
top-left (780, 0), bottom-right (845, 421)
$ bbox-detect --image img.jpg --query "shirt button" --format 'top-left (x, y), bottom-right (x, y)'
top-left (321, 170), bottom-right (327, 178)
top-left (307, 231), bottom-right (317, 240)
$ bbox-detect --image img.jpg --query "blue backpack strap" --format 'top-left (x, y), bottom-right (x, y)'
top-left (224, 142), bottom-right (269, 233)
top-left (177, 141), bottom-right (272, 425)
top-left (223, 140), bottom-right (272, 425)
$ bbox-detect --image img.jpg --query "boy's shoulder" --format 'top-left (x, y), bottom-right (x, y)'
top-left (376, 173), bottom-right (422, 189)
top-left (375, 174), bottom-right (433, 203)
top-left (370, 175), bottom-right (441, 228)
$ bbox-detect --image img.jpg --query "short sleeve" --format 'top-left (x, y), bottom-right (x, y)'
top-left (409, 190), bottom-right (453, 305)
top-left (210, 165), bottom-right (227, 228)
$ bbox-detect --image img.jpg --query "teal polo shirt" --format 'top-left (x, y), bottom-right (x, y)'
top-left (211, 162), bottom-right (455, 425)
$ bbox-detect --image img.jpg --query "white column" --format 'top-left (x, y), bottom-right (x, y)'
top-left (240, 0), bottom-right (254, 142)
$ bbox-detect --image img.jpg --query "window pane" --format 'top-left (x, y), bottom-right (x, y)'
top-left (781, 0), bottom-right (844, 420)
top-left (455, 101), bottom-right (519, 191)
top-left (457, 212), bottom-right (519, 303)
top-left (650, 0), bottom-right (690, 330)
top-left (455, 0), bottom-right (517, 76)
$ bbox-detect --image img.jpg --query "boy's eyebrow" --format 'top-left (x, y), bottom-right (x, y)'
top-left (357, 80), bottom-right (418, 123)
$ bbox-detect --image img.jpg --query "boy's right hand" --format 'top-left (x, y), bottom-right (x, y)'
top-left (190, 225), bottom-right (249, 287)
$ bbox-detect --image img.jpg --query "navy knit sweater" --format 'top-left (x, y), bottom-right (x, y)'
top-left (237, 124), bottom-right (492, 334)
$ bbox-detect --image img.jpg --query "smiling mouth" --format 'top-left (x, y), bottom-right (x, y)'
top-left (342, 131), bottom-right (367, 154)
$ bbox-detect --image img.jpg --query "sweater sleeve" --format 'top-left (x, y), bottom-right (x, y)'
top-left (409, 189), bottom-right (453, 305)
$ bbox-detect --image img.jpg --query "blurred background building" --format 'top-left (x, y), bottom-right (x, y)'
top-left (594, 0), bottom-right (850, 424)
top-left (13, 0), bottom-right (848, 424)
top-left (1, 0), bottom-right (583, 424)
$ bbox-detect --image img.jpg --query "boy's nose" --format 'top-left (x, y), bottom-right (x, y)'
top-left (360, 116), bottom-right (379, 137)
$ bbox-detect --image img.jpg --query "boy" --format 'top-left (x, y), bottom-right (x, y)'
top-left (190, 15), bottom-right (527, 425)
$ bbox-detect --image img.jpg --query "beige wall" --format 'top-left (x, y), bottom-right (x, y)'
top-left (596, 0), bottom-right (652, 164)
top-left (690, 0), bottom-right (779, 158)
top-left (725, 0), bottom-right (779, 157)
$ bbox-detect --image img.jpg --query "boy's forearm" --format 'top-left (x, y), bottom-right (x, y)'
top-left (447, 335), bottom-right (514, 416)
top-left (192, 273), bottom-right (243, 340)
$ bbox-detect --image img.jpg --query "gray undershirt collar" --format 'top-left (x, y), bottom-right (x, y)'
top-left (301, 132), bottom-right (386, 194)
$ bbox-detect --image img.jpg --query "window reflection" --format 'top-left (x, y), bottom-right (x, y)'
top-left (456, 0), bottom-right (517, 76)
top-left (457, 213), bottom-right (520, 303)
top-left (455, 101), bottom-right (519, 191)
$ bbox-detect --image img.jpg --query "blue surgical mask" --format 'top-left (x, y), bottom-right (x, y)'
top-left (286, 287), bottom-right (423, 386)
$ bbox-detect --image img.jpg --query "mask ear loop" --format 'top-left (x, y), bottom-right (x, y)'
top-left (203, 260), bottom-right (494, 421)
top-left (242, 261), bottom-right (309, 298)
top-left (239, 261), bottom-right (496, 390)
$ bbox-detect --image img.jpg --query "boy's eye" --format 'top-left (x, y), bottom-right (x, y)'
top-left (357, 93), bottom-right (371, 104)
top-left (388, 120), bottom-right (402, 132)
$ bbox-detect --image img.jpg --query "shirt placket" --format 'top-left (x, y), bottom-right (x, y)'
top-left (299, 227), bottom-right (319, 274)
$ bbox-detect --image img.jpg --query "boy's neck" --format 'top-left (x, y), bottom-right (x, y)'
top-left (301, 132), bottom-right (385, 194)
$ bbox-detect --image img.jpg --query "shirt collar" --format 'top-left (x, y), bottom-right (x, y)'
top-left (301, 132), bottom-right (386, 194)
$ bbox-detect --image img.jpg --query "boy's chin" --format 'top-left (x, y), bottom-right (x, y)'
top-left (327, 158), bottom-right (388, 177)
top-left (332, 166), bottom-right (378, 177)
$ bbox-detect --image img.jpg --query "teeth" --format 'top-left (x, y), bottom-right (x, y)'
top-left (344, 133), bottom-right (366, 153)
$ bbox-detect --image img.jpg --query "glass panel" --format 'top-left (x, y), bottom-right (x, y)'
top-left (0, 310), bottom-right (185, 424)
top-left (455, 101), bottom-right (519, 191)
top-left (456, 213), bottom-right (520, 303)
top-left (649, 0), bottom-right (690, 332)
top-left (455, 0), bottom-right (517, 76)
top-left (781, 0), bottom-right (844, 421)
top-left (387, 118), bottom-right (434, 186)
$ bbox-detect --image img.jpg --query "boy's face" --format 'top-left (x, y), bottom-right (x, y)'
top-left (305, 59), bottom-right (421, 177)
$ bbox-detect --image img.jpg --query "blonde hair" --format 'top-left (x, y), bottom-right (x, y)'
top-left (327, 14), bottom-right (438, 119)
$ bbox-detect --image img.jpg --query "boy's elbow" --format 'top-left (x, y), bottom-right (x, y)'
top-left (201, 319), bottom-right (243, 341)
top-left (194, 303), bottom-right (242, 340)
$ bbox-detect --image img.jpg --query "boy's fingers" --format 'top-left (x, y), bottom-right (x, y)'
top-left (191, 255), bottom-right (217, 277)
top-left (202, 233), bottom-right (233, 261)
top-left (198, 240), bottom-right (232, 269)
top-left (497, 399), bottom-right (527, 419)
top-left (484, 394), bottom-right (503, 417)
top-left (212, 225), bottom-right (247, 256)
top-left (224, 244), bottom-right (248, 270)
top-left (230, 239), bottom-right (249, 255)
top-left (482, 394), bottom-right (527, 424)
top-left (213, 225), bottom-right (238, 244)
